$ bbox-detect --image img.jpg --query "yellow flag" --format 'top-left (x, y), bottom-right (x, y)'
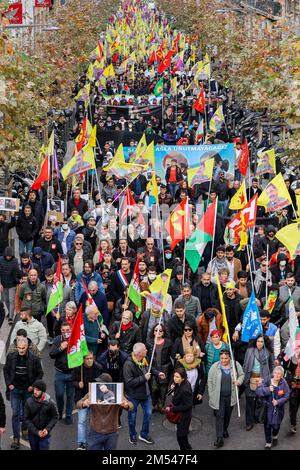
top-left (229, 180), bottom-right (247, 210)
top-left (258, 173), bottom-right (292, 213)
top-left (47, 131), bottom-right (54, 157)
top-left (139, 141), bottom-right (155, 168)
top-left (87, 63), bottom-right (94, 82)
top-left (148, 268), bottom-right (172, 311)
top-left (216, 274), bottom-right (229, 343)
top-left (276, 223), bottom-right (300, 259)
top-left (38, 144), bottom-right (47, 166)
top-left (170, 77), bottom-right (177, 96)
top-left (134, 134), bottom-right (147, 161)
top-left (130, 63), bottom-right (135, 81)
top-left (61, 145), bottom-right (96, 180)
top-left (146, 173), bottom-right (159, 204)
top-left (74, 84), bottom-right (90, 104)
top-left (88, 126), bottom-right (97, 148)
top-left (187, 158), bottom-right (214, 187)
top-left (103, 63), bottom-right (115, 78)
top-left (103, 143), bottom-right (125, 172)
top-left (237, 212), bottom-right (248, 251)
top-left (256, 148), bottom-right (276, 176)
top-left (209, 105), bottom-right (225, 133)
top-left (297, 195), bottom-right (300, 216)
top-left (107, 161), bottom-right (149, 181)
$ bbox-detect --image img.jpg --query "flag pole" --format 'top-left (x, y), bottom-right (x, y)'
top-left (265, 244), bottom-right (269, 304)
top-left (182, 196), bottom-right (189, 284)
top-left (246, 243), bottom-right (255, 293)
top-left (147, 307), bottom-right (164, 373)
top-left (156, 203), bottom-right (165, 270)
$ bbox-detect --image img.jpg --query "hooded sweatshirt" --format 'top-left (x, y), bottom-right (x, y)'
top-left (0, 247), bottom-right (21, 288)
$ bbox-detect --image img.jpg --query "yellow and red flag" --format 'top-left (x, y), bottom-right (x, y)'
top-left (165, 197), bottom-right (191, 250)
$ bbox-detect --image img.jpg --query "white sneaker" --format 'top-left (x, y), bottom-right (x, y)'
top-left (265, 442), bottom-right (272, 449)
top-left (291, 425), bottom-right (297, 434)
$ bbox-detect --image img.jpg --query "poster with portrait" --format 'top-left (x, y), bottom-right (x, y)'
top-left (47, 199), bottom-right (64, 214)
top-left (123, 143), bottom-right (235, 183)
top-left (0, 197), bottom-right (20, 212)
top-left (89, 382), bottom-right (123, 405)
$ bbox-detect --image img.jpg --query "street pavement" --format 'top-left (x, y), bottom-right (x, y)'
top-left (0, 317), bottom-right (300, 451)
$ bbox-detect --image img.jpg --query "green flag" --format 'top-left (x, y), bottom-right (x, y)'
top-left (128, 259), bottom-right (142, 314)
top-left (185, 199), bottom-right (216, 273)
top-left (154, 77), bottom-right (163, 97)
top-left (67, 305), bottom-right (89, 369)
top-left (46, 257), bottom-right (64, 315)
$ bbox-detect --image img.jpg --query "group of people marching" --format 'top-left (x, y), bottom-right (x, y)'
top-left (1, 0), bottom-right (300, 453)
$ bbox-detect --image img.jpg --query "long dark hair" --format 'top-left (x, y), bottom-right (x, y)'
top-left (248, 335), bottom-right (273, 354)
top-left (174, 367), bottom-right (187, 381)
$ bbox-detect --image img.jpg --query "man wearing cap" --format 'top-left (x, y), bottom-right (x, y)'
top-left (31, 247), bottom-right (55, 282)
top-left (24, 380), bottom-right (58, 451)
top-left (223, 282), bottom-right (243, 337)
top-left (77, 373), bottom-right (133, 450)
top-left (168, 266), bottom-right (184, 302)
top-left (0, 246), bottom-right (21, 325)
top-left (208, 348), bottom-right (244, 448)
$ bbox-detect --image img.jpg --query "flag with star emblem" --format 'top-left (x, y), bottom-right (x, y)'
top-left (185, 199), bottom-right (217, 272)
top-left (229, 180), bottom-right (247, 210)
top-left (165, 198), bottom-right (191, 250)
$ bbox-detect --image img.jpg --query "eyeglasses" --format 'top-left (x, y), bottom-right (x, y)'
top-left (75, 242), bottom-right (83, 245)
top-left (184, 328), bottom-right (192, 332)
top-left (261, 264), bottom-right (267, 267)
top-left (155, 329), bottom-right (163, 332)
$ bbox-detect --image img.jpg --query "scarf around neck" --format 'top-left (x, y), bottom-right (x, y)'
top-left (132, 352), bottom-right (148, 369)
top-left (179, 357), bottom-right (201, 371)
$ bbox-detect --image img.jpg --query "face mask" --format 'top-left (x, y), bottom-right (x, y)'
top-left (165, 253), bottom-right (172, 259)
top-left (64, 332), bottom-right (71, 339)
top-left (279, 261), bottom-right (286, 267)
top-left (62, 224), bottom-right (68, 230)
top-left (148, 274), bottom-right (156, 281)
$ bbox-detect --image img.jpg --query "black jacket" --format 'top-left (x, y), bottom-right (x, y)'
top-left (110, 321), bottom-right (141, 354)
top-left (3, 351), bottom-right (43, 389)
top-left (72, 362), bottom-right (102, 403)
top-left (0, 392), bottom-right (5, 428)
top-left (123, 356), bottom-right (150, 400)
top-left (139, 309), bottom-right (169, 344)
top-left (168, 278), bottom-right (183, 302)
top-left (174, 361), bottom-right (207, 404)
top-left (170, 380), bottom-right (193, 436)
top-left (0, 300), bottom-right (4, 329)
top-left (67, 197), bottom-right (88, 217)
top-left (24, 394), bottom-right (58, 435)
top-left (109, 270), bottom-right (133, 301)
top-left (49, 335), bottom-right (71, 374)
top-left (192, 282), bottom-right (219, 310)
top-left (270, 264), bottom-right (293, 284)
top-left (167, 314), bottom-right (197, 343)
top-left (98, 350), bottom-right (129, 382)
top-left (36, 237), bottom-right (63, 262)
top-left (0, 254), bottom-right (21, 288)
top-left (16, 213), bottom-right (38, 242)
top-left (68, 244), bottom-right (92, 267)
top-left (146, 338), bottom-right (173, 381)
top-left (165, 166), bottom-right (183, 183)
top-left (24, 200), bottom-right (45, 229)
top-left (0, 218), bottom-right (15, 254)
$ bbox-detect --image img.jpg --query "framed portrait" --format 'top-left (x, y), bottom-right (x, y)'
top-left (47, 199), bottom-right (64, 213)
top-left (89, 382), bottom-right (123, 405)
top-left (0, 197), bottom-right (20, 212)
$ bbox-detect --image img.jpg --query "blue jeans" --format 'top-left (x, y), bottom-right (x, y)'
top-left (264, 423), bottom-right (280, 444)
top-left (127, 395), bottom-right (152, 439)
top-left (219, 200), bottom-right (229, 216)
top-left (77, 408), bottom-right (90, 445)
top-left (87, 429), bottom-right (118, 450)
top-left (54, 371), bottom-right (75, 418)
top-left (19, 240), bottom-right (33, 255)
top-left (168, 183), bottom-right (179, 200)
top-left (10, 389), bottom-right (31, 439)
top-left (28, 433), bottom-right (51, 450)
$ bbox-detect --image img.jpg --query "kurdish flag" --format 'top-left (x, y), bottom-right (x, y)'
top-left (46, 256), bottom-right (63, 315)
top-left (185, 198), bottom-right (217, 273)
top-left (67, 305), bottom-right (89, 369)
top-left (128, 258), bottom-right (142, 317)
top-left (154, 77), bottom-right (163, 97)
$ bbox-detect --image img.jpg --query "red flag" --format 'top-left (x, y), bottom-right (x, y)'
top-left (158, 53), bottom-right (172, 73)
top-left (238, 139), bottom-right (249, 176)
top-left (80, 278), bottom-right (95, 306)
top-left (2, 2), bottom-right (22, 24)
top-left (226, 194), bottom-right (258, 234)
top-left (169, 40), bottom-right (178, 56)
top-left (155, 47), bottom-right (164, 62)
top-left (193, 89), bottom-right (205, 113)
top-left (35, 0), bottom-right (51, 7)
top-left (121, 189), bottom-right (136, 221)
top-left (96, 40), bottom-right (103, 60)
top-left (148, 51), bottom-right (156, 65)
top-left (75, 116), bottom-right (88, 153)
top-left (31, 155), bottom-right (49, 190)
top-left (165, 197), bottom-right (191, 250)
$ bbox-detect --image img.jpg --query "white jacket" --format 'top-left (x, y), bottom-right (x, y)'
top-left (10, 318), bottom-right (47, 352)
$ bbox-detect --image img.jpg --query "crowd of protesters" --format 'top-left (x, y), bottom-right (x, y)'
top-left (0, 0), bottom-right (300, 453)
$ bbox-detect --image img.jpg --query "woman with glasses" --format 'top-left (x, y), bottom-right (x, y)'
top-left (171, 320), bottom-right (205, 362)
top-left (146, 325), bottom-right (173, 413)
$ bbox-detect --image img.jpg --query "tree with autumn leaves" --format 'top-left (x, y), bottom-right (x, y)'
top-left (0, 0), bottom-right (118, 170)
top-left (158, 0), bottom-right (300, 165)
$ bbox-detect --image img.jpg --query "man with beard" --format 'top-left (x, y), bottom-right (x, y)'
top-left (98, 339), bottom-right (129, 382)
